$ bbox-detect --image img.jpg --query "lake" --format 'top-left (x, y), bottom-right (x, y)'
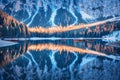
top-left (0, 39), bottom-right (120, 80)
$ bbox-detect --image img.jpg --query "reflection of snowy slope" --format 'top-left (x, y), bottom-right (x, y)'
top-left (79, 55), bottom-right (96, 69)
top-left (102, 31), bottom-right (120, 42)
top-left (1, 50), bottom-right (120, 80)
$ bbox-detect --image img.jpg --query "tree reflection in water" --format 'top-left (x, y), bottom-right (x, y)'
top-left (0, 40), bottom-right (120, 80)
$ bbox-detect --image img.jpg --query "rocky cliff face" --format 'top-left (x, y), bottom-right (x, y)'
top-left (0, 0), bottom-right (120, 27)
top-left (0, 10), bottom-right (29, 38)
top-left (80, 0), bottom-right (120, 18)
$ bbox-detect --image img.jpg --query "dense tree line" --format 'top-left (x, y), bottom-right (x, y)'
top-left (30, 22), bottom-right (119, 38)
top-left (0, 10), bottom-right (29, 38)
top-left (0, 10), bottom-right (119, 38)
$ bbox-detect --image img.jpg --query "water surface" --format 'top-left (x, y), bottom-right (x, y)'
top-left (0, 39), bottom-right (120, 80)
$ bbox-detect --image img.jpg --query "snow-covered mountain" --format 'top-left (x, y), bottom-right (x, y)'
top-left (0, 0), bottom-right (120, 38)
top-left (0, 0), bottom-right (120, 27)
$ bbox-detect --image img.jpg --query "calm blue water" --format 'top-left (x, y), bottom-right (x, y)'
top-left (0, 39), bottom-right (120, 80)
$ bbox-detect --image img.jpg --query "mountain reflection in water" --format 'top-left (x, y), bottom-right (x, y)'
top-left (0, 40), bottom-right (120, 80)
